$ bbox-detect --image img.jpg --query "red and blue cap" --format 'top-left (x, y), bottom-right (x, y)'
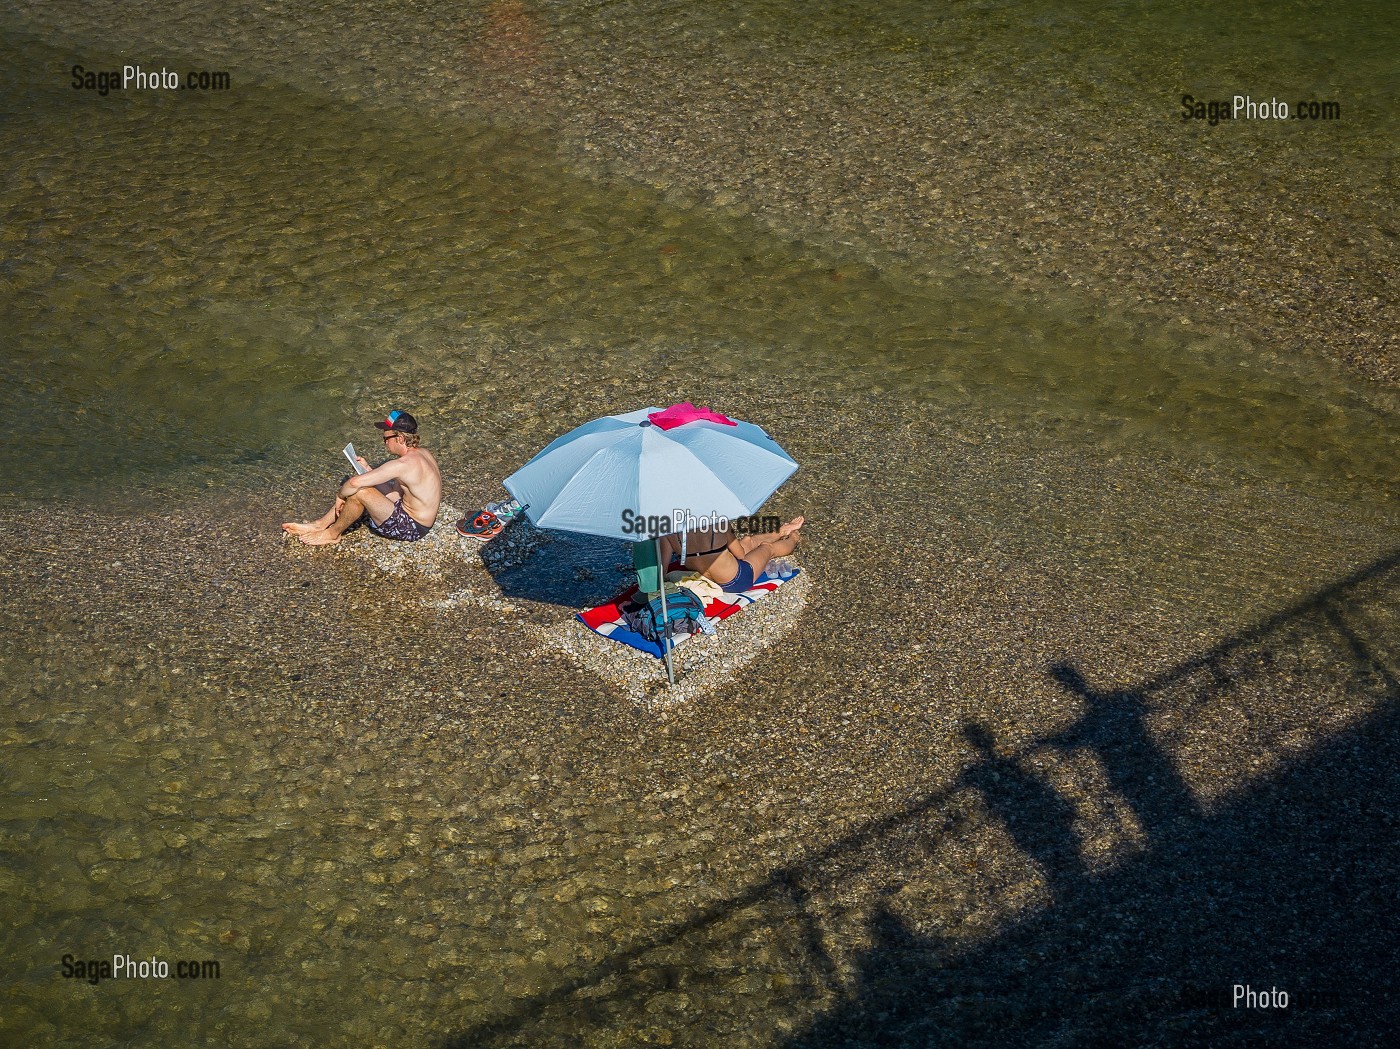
top-left (374, 410), bottom-right (418, 434)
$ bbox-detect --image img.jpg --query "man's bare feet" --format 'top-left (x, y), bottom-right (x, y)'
top-left (778, 515), bottom-right (805, 539)
top-left (283, 505), bottom-right (340, 536)
top-left (298, 528), bottom-right (343, 546)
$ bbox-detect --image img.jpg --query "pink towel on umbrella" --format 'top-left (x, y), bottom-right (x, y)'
top-left (647, 402), bottom-right (737, 430)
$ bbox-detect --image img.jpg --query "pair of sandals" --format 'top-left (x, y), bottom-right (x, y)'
top-left (455, 500), bottom-right (523, 542)
top-left (456, 510), bottom-right (505, 541)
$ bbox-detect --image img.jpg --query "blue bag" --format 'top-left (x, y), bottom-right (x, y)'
top-left (635, 584), bottom-right (708, 643)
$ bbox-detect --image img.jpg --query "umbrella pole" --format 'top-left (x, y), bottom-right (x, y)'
top-left (656, 536), bottom-right (674, 685)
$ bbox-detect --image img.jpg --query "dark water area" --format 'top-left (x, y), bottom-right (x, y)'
top-left (2, 2), bottom-right (1397, 1046)
top-left (1, 4), bottom-right (1396, 501)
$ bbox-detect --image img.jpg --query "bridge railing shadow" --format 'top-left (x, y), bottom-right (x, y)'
top-left (441, 549), bottom-right (1399, 1047)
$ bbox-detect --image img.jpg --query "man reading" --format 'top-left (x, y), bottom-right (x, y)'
top-left (283, 410), bottom-right (442, 546)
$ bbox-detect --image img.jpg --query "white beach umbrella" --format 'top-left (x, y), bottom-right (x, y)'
top-left (503, 405), bottom-right (799, 684)
top-left (503, 406), bottom-right (798, 542)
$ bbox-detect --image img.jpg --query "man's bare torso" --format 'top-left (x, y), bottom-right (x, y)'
top-left (394, 448), bottom-right (442, 526)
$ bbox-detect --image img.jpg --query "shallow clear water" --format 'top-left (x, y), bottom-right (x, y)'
top-left (1, 16), bottom-right (1394, 501)
top-left (2, 2), bottom-right (1397, 1046)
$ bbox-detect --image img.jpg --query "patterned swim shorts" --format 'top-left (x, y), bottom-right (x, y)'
top-left (362, 502), bottom-right (432, 542)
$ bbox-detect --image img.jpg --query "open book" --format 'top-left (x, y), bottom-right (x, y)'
top-left (343, 443), bottom-right (368, 475)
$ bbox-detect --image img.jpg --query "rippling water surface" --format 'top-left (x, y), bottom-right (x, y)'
top-left (3, 2), bottom-right (1397, 1046)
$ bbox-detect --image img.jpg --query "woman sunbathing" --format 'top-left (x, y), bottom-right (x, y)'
top-left (659, 516), bottom-right (803, 594)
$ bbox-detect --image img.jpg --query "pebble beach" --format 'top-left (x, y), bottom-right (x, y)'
top-left (3, 2), bottom-right (1398, 1046)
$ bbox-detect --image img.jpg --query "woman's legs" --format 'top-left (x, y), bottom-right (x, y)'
top-left (731, 516), bottom-right (804, 567)
top-left (692, 517), bottom-right (804, 587)
top-left (737, 532), bottom-right (800, 581)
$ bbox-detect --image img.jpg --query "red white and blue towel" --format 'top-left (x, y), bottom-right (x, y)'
top-left (578, 565), bottom-right (800, 658)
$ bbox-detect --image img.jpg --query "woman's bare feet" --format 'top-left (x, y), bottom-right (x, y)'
top-left (778, 515), bottom-right (805, 539)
